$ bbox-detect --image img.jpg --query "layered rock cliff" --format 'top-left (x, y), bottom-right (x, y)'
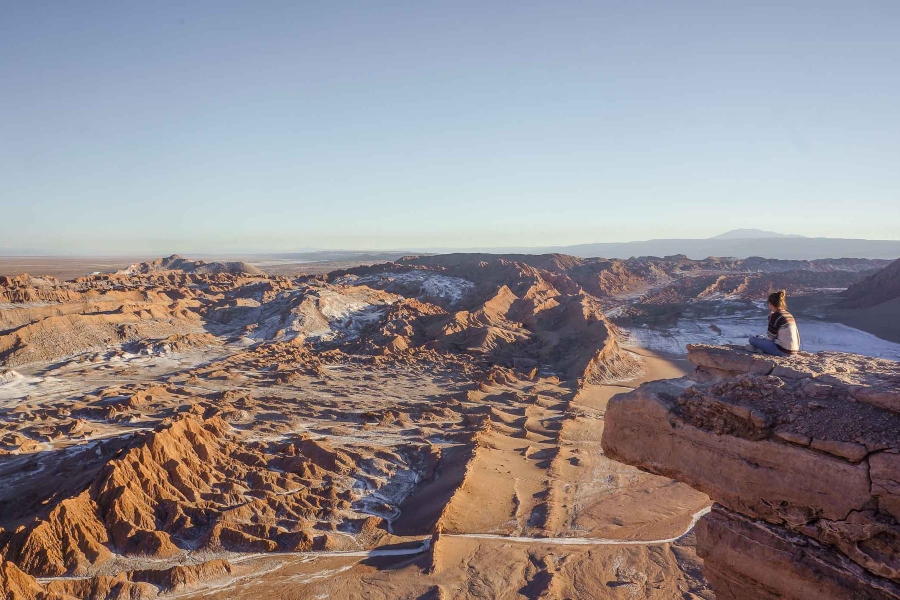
top-left (602, 344), bottom-right (900, 599)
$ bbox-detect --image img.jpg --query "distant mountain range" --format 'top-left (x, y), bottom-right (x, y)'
top-left (4, 231), bottom-right (900, 262)
top-left (708, 229), bottom-right (806, 240)
top-left (410, 230), bottom-right (900, 261)
top-left (539, 230), bottom-right (900, 261)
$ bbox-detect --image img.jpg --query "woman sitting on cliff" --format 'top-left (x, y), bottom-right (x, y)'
top-left (746, 290), bottom-right (801, 356)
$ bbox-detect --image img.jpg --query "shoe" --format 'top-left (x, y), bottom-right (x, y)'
top-left (744, 344), bottom-right (761, 353)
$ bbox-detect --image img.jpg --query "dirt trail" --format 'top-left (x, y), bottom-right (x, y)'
top-left (447, 505), bottom-right (711, 546)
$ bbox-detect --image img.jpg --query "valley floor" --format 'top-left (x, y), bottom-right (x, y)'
top-left (2, 343), bottom-right (711, 599)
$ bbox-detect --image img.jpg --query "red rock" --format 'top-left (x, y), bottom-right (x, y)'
top-left (602, 345), bottom-right (900, 598)
top-left (697, 506), bottom-right (900, 600)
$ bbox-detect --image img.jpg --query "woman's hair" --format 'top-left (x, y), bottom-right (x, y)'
top-left (768, 289), bottom-right (787, 310)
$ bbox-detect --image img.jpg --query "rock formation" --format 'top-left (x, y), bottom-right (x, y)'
top-left (0, 558), bottom-right (49, 600)
top-left (2, 253), bottom-right (895, 598)
top-left (602, 344), bottom-right (900, 599)
top-left (0, 555), bottom-right (234, 600)
top-left (840, 256), bottom-right (900, 309)
top-left (0, 414), bottom-right (404, 578)
top-left (340, 253), bottom-right (886, 303)
top-left (335, 257), bottom-right (641, 382)
top-left (118, 255), bottom-right (266, 276)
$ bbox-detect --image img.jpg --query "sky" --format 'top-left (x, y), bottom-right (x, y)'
top-left (2, 1), bottom-right (899, 254)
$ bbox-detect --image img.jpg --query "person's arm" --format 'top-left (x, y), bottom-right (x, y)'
top-left (767, 314), bottom-right (780, 341)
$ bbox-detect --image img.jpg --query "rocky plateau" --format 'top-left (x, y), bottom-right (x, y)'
top-left (603, 344), bottom-right (900, 599)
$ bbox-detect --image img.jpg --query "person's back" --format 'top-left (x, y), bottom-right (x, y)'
top-left (768, 306), bottom-right (800, 355)
top-left (747, 290), bottom-right (800, 356)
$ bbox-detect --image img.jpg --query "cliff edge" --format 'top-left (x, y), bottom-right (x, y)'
top-left (601, 344), bottom-right (900, 600)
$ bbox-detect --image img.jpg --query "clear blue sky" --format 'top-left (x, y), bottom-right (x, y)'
top-left (2, 1), bottom-right (899, 254)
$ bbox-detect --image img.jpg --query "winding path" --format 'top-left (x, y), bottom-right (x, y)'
top-left (211, 503), bottom-right (714, 571)
top-left (445, 505), bottom-right (711, 547)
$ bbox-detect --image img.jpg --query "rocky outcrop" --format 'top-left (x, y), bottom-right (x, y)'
top-left (0, 265), bottom-right (393, 365)
top-left (840, 256), bottom-right (900, 309)
top-left (118, 255), bottom-right (265, 276)
top-left (332, 256), bottom-right (642, 382)
top-left (0, 556), bottom-right (232, 600)
top-left (339, 253), bottom-right (886, 302)
top-left (42, 559), bottom-right (233, 599)
top-left (601, 344), bottom-right (900, 599)
top-left (0, 415), bottom-right (403, 577)
top-left (0, 559), bottom-right (53, 600)
top-left (0, 274), bottom-right (83, 304)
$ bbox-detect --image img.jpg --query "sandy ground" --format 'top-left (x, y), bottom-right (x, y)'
top-left (0, 256), bottom-right (397, 280)
top-left (167, 350), bottom-right (711, 599)
top-left (1, 336), bottom-right (711, 598)
top-left (248, 259), bottom-right (391, 277)
top-left (171, 532), bottom-right (710, 599)
top-left (0, 256), bottom-right (151, 280)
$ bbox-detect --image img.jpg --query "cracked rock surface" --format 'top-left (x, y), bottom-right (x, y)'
top-left (602, 344), bottom-right (900, 599)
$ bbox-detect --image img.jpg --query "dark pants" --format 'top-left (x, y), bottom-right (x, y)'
top-left (749, 336), bottom-right (786, 356)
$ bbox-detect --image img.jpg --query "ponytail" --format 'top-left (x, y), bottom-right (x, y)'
top-left (768, 289), bottom-right (787, 310)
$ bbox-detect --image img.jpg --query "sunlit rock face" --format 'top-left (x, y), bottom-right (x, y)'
top-left (603, 343), bottom-right (900, 599)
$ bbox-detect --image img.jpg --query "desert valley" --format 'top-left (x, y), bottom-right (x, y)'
top-left (6, 2), bottom-right (900, 597)
top-left (0, 251), bottom-right (898, 599)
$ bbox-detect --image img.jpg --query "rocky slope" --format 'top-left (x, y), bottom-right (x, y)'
top-left (336, 254), bottom-right (891, 344)
top-left (0, 254), bottom-right (639, 383)
top-left (2, 254), bottom-right (894, 598)
top-left (0, 415), bottom-right (400, 577)
top-left (840, 256), bottom-right (900, 309)
top-left (370, 253), bottom-right (887, 301)
top-left (291, 254), bottom-right (642, 383)
top-left (1, 252), bottom-right (885, 370)
top-left (0, 555), bottom-right (235, 600)
top-left (602, 344), bottom-right (900, 599)
top-left (118, 255), bottom-right (266, 276)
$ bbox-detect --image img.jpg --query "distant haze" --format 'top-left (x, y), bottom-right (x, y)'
top-left (543, 233), bottom-right (900, 261)
top-left (2, 3), bottom-right (899, 253)
top-left (4, 230), bottom-right (900, 262)
top-left (709, 229), bottom-right (805, 240)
